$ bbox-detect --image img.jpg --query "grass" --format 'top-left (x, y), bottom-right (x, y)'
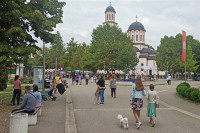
top-left (3, 86), bottom-right (26, 92)
top-left (176, 93), bottom-right (200, 105)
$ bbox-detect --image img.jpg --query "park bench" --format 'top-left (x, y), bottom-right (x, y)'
top-left (28, 107), bottom-right (41, 125)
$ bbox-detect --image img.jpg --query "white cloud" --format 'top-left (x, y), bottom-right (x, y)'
top-left (34, 0), bottom-right (200, 50)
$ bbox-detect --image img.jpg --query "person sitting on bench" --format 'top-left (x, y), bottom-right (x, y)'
top-left (12, 86), bottom-right (36, 114)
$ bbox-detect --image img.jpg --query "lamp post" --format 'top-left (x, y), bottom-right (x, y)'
top-left (103, 61), bottom-right (105, 79)
top-left (42, 41), bottom-right (45, 95)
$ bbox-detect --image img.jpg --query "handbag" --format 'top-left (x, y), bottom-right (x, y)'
top-left (156, 103), bottom-right (159, 108)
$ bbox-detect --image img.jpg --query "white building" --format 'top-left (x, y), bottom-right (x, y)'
top-left (103, 4), bottom-right (158, 76)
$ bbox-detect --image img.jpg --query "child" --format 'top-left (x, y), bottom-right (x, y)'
top-left (94, 85), bottom-right (100, 104)
top-left (147, 84), bottom-right (159, 127)
top-left (49, 80), bottom-right (55, 96)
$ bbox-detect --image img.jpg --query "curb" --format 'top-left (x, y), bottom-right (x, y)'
top-left (65, 88), bottom-right (77, 133)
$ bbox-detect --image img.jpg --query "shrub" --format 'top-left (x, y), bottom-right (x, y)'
top-left (185, 88), bottom-right (194, 99)
top-left (189, 88), bottom-right (199, 101)
top-left (176, 82), bottom-right (200, 103)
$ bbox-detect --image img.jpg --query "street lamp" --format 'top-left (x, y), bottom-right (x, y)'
top-left (42, 42), bottom-right (45, 95)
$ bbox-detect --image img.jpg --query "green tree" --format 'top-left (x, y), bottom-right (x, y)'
top-left (90, 24), bottom-right (138, 71)
top-left (187, 35), bottom-right (200, 73)
top-left (50, 31), bottom-right (65, 69)
top-left (64, 38), bottom-right (79, 70)
top-left (179, 45), bottom-right (198, 73)
top-left (0, 0), bottom-right (65, 90)
top-left (156, 34), bottom-right (198, 74)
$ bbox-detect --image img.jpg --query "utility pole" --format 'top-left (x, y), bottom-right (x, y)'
top-left (42, 42), bottom-right (45, 95)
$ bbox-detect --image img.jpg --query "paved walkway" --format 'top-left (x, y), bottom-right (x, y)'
top-left (28, 79), bottom-right (200, 133)
top-left (28, 92), bottom-right (66, 133)
top-left (70, 80), bottom-right (200, 133)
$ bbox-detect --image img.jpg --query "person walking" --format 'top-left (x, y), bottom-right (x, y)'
top-left (54, 74), bottom-right (60, 94)
top-left (130, 75), bottom-right (146, 129)
top-left (85, 73), bottom-right (89, 85)
top-left (109, 75), bottom-right (117, 98)
top-left (167, 74), bottom-right (171, 85)
top-left (97, 75), bottom-right (105, 104)
top-left (12, 75), bottom-right (22, 106)
top-left (78, 73), bottom-right (82, 85)
top-left (146, 84), bottom-right (159, 127)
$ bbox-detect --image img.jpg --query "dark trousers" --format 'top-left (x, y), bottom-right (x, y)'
top-left (167, 80), bottom-right (171, 85)
top-left (111, 88), bottom-right (116, 97)
top-left (85, 79), bottom-right (89, 85)
top-left (12, 108), bottom-right (35, 114)
top-left (13, 89), bottom-right (21, 105)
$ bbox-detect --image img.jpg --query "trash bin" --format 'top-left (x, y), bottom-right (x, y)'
top-left (45, 80), bottom-right (50, 88)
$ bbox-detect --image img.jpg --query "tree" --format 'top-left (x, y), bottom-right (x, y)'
top-left (50, 31), bottom-right (65, 70)
top-left (64, 38), bottom-right (79, 70)
top-left (0, 0), bottom-right (65, 90)
top-left (187, 35), bottom-right (200, 73)
top-left (179, 45), bottom-right (198, 73)
top-left (90, 24), bottom-right (138, 71)
top-left (156, 34), bottom-right (198, 74)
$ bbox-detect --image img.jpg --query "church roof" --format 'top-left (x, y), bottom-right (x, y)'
top-left (134, 46), bottom-right (140, 52)
top-left (127, 21), bottom-right (146, 32)
top-left (141, 48), bottom-right (151, 53)
top-left (139, 54), bottom-right (148, 58)
top-left (147, 56), bottom-right (156, 60)
top-left (105, 5), bottom-right (116, 13)
top-left (150, 50), bottom-right (157, 54)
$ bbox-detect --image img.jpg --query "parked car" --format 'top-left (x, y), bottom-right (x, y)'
top-left (194, 75), bottom-right (200, 81)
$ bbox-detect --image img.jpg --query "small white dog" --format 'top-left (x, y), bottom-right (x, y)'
top-left (117, 114), bottom-right (129, 129)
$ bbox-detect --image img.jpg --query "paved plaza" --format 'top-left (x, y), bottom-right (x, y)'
top-left (29, 79), bottom-right (200, 133)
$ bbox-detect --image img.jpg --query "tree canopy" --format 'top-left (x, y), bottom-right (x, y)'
top-left (0, 0), bottom-right (65, 90)
top-left (156, 34), bottom-right (199, 74)
top-left (90, 24), bottom-right (138, 71)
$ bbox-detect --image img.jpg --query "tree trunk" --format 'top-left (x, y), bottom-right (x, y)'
top-left (0, 61), bottom-right (8, 91)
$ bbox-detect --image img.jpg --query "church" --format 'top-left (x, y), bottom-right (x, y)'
top-left (103, 3), bottom-right (158, 77)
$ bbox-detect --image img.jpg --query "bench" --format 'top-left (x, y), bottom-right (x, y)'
top-left (28, 107), bottom-right (41, 126)
top-left (10, 113), bottom-right (28, 133)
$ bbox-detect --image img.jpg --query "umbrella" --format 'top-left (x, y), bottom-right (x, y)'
top-left (56, 83), bottom-right (66, 95)
top-left (109, 68), bottom-right (115, 71)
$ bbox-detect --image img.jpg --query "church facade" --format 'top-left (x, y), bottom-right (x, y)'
top-left (103, 4), bottom-right (158, 76)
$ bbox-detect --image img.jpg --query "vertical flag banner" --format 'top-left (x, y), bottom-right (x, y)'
top-left (182, 30), bottom-right (186, 62)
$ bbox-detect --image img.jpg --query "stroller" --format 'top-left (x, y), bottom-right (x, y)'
top-left (42, 88), bottom-right (56, 101)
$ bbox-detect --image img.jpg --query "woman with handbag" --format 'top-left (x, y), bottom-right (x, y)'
top-left (130, 75), bottom-right (146, 129)
top-left (147, 84), bottom-right (159, 127)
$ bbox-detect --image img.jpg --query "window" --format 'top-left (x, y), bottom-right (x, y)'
top-left (136, 35), bottom-right (138, 41)
top-left (132, 35), bottom-right (134, 41)
top-left (112, 14), bottom-right (113, 20)
top-left (140, 35), bottom-right (142, 41)
top-left (109, 14), bottom-right (111, 20)
top-left (107, 14), bottom-right (108, 20)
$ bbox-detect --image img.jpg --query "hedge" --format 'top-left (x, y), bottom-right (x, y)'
top-left (176, 82), bottom-right (200, 103)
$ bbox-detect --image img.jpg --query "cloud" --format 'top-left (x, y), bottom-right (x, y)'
top-left (34, 0), bottom-right (200, 50)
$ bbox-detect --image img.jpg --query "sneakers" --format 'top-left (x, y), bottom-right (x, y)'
top-left (136, 123), bottom-right (140, 129)
top-left (93, 102), bottom-right (99, 105)
top-left (139, 122), bottom-right (142, 126)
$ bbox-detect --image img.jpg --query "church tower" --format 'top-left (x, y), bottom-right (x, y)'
top-left (103, 2), bottom-right (117, 26)
top-left (127, 16), bottom-right (146, 50)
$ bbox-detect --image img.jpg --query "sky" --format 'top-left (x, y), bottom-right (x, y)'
top-left (37, 0), bottom-right (200, 49)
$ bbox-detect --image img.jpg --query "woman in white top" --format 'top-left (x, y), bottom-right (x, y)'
top-left (146, 84), bottom-right (159, 127)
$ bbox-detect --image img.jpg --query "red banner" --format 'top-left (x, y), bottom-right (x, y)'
top-left (182, 30), bottom-right (186, 62)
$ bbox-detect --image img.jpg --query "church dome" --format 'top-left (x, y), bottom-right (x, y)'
top-left (105, 5), bottom-right (116, 13)
top-left (128, 21), bottom-right (146, 31)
